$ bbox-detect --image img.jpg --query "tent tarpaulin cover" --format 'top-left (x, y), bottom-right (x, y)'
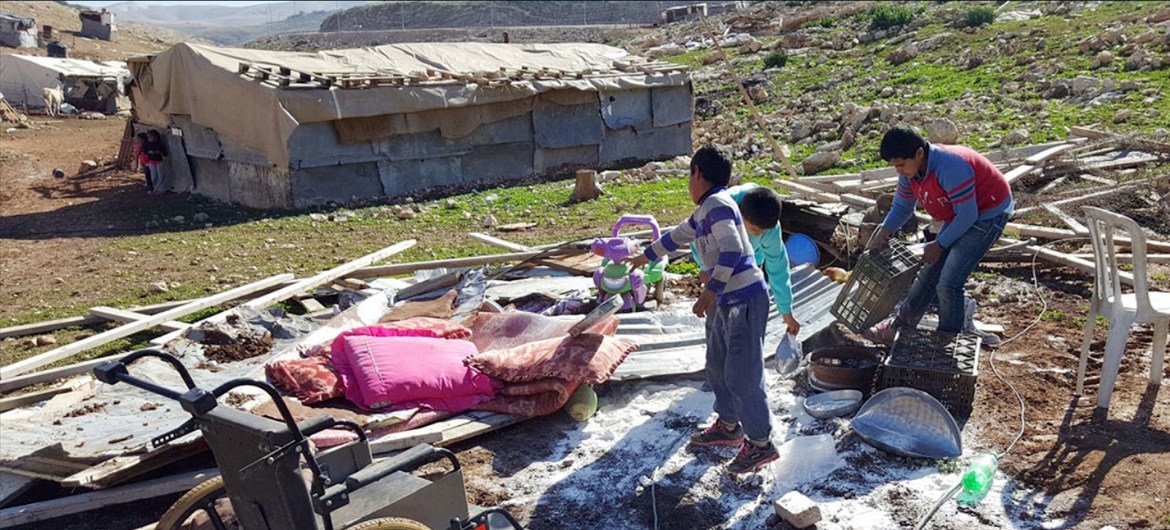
top-left (0, 54), bottom-right (129, 108)
top-left (130, 42), bottom-right (690, 168)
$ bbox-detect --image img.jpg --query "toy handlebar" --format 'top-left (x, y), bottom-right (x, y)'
top-left (612, 214), bottom-right (661, 241)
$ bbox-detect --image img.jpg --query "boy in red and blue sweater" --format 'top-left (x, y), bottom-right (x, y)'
top-left (867, 125), bottom-right (1013, 341)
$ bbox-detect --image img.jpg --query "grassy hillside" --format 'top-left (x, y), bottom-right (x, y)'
top-left (319, 1), bottom-right (671, 31)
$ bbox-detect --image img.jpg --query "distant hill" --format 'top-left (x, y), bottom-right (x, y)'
top-left (101, 1), bottom-right (374, 45)
top-left (319, 1), bottom-right (716, 31)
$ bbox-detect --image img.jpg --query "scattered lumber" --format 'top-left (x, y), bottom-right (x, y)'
top-left (369, 412), bottom-right (522, 455)
top-left (150, 240), bottom-right (416, 346)
top-left (1005, 222), bottom-right (1170, 252)
top-left (0, 300), bottom-right (188, 340)
top-left (61, 440), bottom-right (207, 490)
top-left (0, 274), bottom-right (295, 379)
top-left (88, 307), bottom-right (189, 333)
top-left (0, 468), bottom-right (218, 528)
top-left (1071, 253), bottom-right (1170, 264)
top-left (0, 379), bottom-right (92, 412)
top-left (1041, 204), bottom-right (1089, 235)
top-left (469, 232), bottom-right (532, 252)
top-left (347, 249), bottom-right (572, 279)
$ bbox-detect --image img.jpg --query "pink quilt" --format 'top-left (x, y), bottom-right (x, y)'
top-left (466, 333), bottom-right (636, 385)
top-left (467, 312), bottom-right (619, 352)
top-left (473, 378), bottom-right (582, 417)
top-left (331, 331), bottom-right (497, 412)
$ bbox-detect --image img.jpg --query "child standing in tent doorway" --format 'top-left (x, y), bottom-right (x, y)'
top-left (626, 145), bottom-right (779, 473)
top-left (690, 183), bottom-right (800, 337)
top-left (144, 129), bottom-right (168, 194)
top-left (133, 132), bottom-right (152, 192)
top-left (866, 125), bottom-right (1013, 343)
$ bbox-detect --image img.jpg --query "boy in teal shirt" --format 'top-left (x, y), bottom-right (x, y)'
top-left (691, 184), bottom-right (801, 336)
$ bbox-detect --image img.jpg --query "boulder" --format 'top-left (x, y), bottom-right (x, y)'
top-left (1126, 49), bottom-right (1150, 71)
top-left (887, 43), bottom-right (919, 65)
top-left (78, 160), bottom-right (98, 174)
top-left (801, 150), bottom-right (840, 174)
top-left (1093, 50), bottom-right (1114, 68)
top-left (739, 38), bottom-right (762, 54)
top-left (645, 43), bottom-right (685, 59)
top-left (790, 122), bottom-right (815, 142)
top-left (1003, 129), bottom-right (1030, 145)
top-left (927, 118), bottom-right (960, 144)
top-left (1113, 109), bottom-right (1132, 123)
top-left (1071, 76), bottom-right (1099, 96)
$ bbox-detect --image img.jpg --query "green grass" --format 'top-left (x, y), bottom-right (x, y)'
top-left (1042, 310), bottom-right (1065, 322)
top-left (864, 5), bottom-right (916, 30)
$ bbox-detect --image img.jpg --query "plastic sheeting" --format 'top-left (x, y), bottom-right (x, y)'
top-left (0, 54), bottom-right (128, 108)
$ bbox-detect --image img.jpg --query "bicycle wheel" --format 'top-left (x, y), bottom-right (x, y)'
top-left (346, 516), bottom-right (432, 530)
top-left (156, 476), bottom-right (238, 530)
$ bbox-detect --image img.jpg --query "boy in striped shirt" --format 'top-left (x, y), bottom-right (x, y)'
top-left (866, 125), bottom-right (1013, 342)
top-left (626, 145), bottom-right (778, 473)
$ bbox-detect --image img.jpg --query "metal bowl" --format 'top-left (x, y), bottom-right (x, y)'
top-left (807, 346), bottom-right (882, 392)
top-left (803, 389), bottom-right (864, 419)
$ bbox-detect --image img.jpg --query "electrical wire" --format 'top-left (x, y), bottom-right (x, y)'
top-left (913, 483), bottom-right (963, 530)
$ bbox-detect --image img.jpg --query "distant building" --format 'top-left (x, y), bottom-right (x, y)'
top-left (0, 13), bottom-right (37, 48)
top-left (79, 9), bottom-right (116, 42)
top-left (661, 4), bottom-right (707, 24)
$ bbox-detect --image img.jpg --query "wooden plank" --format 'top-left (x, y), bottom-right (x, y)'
top-left (1005, 222), bottom-right (1170, 252)
top-left (1072, 253), bottom-right (1170, 264)
top-left (151, 240), bottom-right (415, 346)
top-left (0, 274), bottom-right (295, 379)
top-left (296, 298), bottom-right (326, 313)
top-left (1003, 164), bottom-right (1038, 185)
top-left (772, 178), bottom-right (841, 203)
top-left (1015, 176), bottom-right (1163, 216)
top-left (1068, 126), bottom-right (1112, 139)
top-left (538, 252), bottom-right (604, 276)
top-left (1000, 238), bottom-right (1135, 286)
top-left (367, 411), bottom-right (492, 454)
top-left (346, 249), bottom-right (571, 280)
top-left (436, 413), bottom-right (523, 447)
top-left (88, 307), bottom-right (188, 333)
top-left (1023, 143), bottom-right (1075, 165)
top-left (0, 300), bottom-right (189, 340)
top-left (61, 440), bottom-right (207, 490)
top-left (1041, 204), bottom-right (1090, 235)
top-left (468, 232), bottom-right (533, 252)
top-left (0, 468), bottom-right (218, 528)
top-left (0, 380), bottom-right (92, 412)
top-left (0, 472), bottom-right (37, 509)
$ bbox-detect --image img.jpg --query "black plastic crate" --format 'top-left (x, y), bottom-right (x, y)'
top-left (831, 240), bottom-right (921, 334)
top-left (878, 328), bottom-right (981, 417)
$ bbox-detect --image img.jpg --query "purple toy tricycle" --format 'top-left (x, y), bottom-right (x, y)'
top-left (590, 214), bottom-right (668, 311)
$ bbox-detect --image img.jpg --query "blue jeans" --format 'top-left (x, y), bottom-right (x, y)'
top-left (705, 288), bottom-right (772, 440)
top-left (895, 214), bottom-right (1009, 333)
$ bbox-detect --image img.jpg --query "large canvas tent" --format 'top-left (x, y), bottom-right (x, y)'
top-left (129, 42), bottom-right (694, 209)
top-left (0, 55), bottom-right (129, 112)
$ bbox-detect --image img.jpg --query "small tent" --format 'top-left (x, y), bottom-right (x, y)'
top-left (0, 13), bottom-right (37, 49)
top-left (0, 54), bottom-right (129, 112)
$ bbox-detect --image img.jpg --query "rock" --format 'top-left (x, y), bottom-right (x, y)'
top-left (482, 214), bottom-right (498, 228)
top-left (599, 170), bottom-right (621, 182)
top-left (192, 212), bottom-right (209, 222)
top-left (887, 43), bottom-right (919, 65)
top-left (34, 335), bottom-right (58, 347)
top-left (963, 54), bottom-right (984, 70)
top-left (171, 215), bottom-right (185, 224)
top-left (801, 150), bottom-right (840, 174)
top-left (397, 209), bottom-right (415, 220)
top-left (78, 160), bottom-right (98, 174)
top-left (309, 213), bottom-right (328, 222)
top-left (1044, 79), bottom-right (1071, 99)
top-left (1093, 50), bottom-right (1114, 68)
top-left (739, 38), bottom-right (762, 54)
top-left (927, 118), bottom-right (960, 144)
top-left (1071, 76), bottom-right (1099, 96)
top-left (1149, 7), bottom-right (1170, 23)
top-left (880, 86), bottom-right (895, 98)
top-left (1003, 129), bottom-right (1029, 145)
top-left (748, 85), bottom-right (769, 101)
top-left (840, 102), bottom-right (868, 130)
top-left (782, 33), bottom-right (810, 49)
top-left (701, 52), bottom-right (720, 65)
top-left (790, 122), bottom-right (815, 142)
top-left (1113, 109), bottom-right (1132, 123)
top-left (1126, 49), bottom-right (1150, 71)
top-left (149, 281), bottom-right (170, 294)
top-left (444, 198), bottom-right (458, 208)
top-left (840, 128), bottom-right (857, 150)
top-left (773, 491), bottom-right (821, 529)
top-left (52, 168), bottom-right (65, 178)
top-left (1121, 79), bottom-right (1138, 92)
top-left (645, 43), bottom-right (684, 59)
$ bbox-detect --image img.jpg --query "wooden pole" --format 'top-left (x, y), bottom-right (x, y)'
top-left (0, 274), bottom-right (294, 379)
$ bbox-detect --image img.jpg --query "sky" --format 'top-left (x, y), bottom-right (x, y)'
top-left (71, 0), bottom-right (284, 7)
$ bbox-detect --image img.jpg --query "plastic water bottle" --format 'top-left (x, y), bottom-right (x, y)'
top-left (774, 333), bottom-right (802, 378)
top-left (957, 453), bottom-right (999, 506)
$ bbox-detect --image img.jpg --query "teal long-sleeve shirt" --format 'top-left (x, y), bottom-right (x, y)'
top-left (689, 183), bottom-right (795, 314)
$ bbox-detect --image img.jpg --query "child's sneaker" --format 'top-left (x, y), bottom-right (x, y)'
top-left (689, 421), bottom-right (744, 447)
top-left (727, 440), bottom-right (779, 474)
top-left (865, 318), bottom-right (898, 345)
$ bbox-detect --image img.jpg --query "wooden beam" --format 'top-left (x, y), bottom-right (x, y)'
top-left (61, 440), bottom-right (207, 490)
top-left (0, 468), bottom-right (218, 528)
top-left (467, 232), bottom-right (533, 252)
top-left (999, 238), bottom-right (1135, 286)
top-left (0, 380), bottom-right (92, 412)
top-left (0, 274), bottom-right (294, 379)
top-left (369, 412), bottom-right (522, 456)
top-left (346, 249), bottom-right (569, 280)
top-left (772, 178), bottom-right (842, 203)
top-left (151, 240), bottom-right (415, 346)
top-left (1024, 143), bottom-right (1076, 165)
top-left (1071, 253), bottom-right (1170, 264)
top-left (1041, 204), bottom-right (1090, 235)
top-left (1005, 222), bottom-right (1170, 252)
top-left (0, 300), bottom-right (188, 340)
top-left (88, 307), bottom-right (188, 333)
top-left (1068, 126), bottom-right (1112, 139)
top-left (1015, 176), bottom-right (1164, 216)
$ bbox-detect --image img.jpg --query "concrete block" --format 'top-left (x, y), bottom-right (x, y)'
top-left (189, 157), bottom-right (231, 203)
top-left (533, 99), bottom-right (604, 149)
top-left (378, 157), bottom-right (463, 197)
top-left (462, 141), bottom-right (534, 181)
top-left (773, 491), bottom-right (821, 529)
top-left (220, 135), bottom-right (271, 167)
top-left (372, 130), bottom-right (471, 162)
top-left (652, 84), bottom-right (694, 127)
top-left (288, 122), bottom-right (378, 169)
top-left (464, 113), bottom-right (533, 146)
top-left (600, 123), bottom-right (692, 165)
top-left (291, 163), bottom-right (383, 207)
top-left (165, 134), bottom-right (195, 192)
top-left (171, 115), bottom-right (222, 159)
top-left (600, 89), bottom-right (653, 131)
top-left (534, 145), bottom-right (599, 173)
top-left (228, 162), bottom-right (292, 209)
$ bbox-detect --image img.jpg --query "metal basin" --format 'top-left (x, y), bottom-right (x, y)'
top-left (808, 345), bottom-right (882, 392)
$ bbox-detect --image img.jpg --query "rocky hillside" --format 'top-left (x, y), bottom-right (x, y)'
top-left (631, 1), bottom-right (1170, 176)
top-left (247, 24), bottom-right (648, 51)
top-left (0, 1), bottom-right (188, 61)
top-left (320, 1), bottom-right (685, 32)
top-left (103, 1), bottom-right (373, 45)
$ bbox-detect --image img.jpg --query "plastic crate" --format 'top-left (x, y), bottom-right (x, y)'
top-left (831, 240), bottom-right (921, 334)
top-left (878, 328), bottom-right (981, 417)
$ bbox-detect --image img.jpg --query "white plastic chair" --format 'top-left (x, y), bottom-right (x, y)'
top-left (1076, 206), bottom-right (1170, 410)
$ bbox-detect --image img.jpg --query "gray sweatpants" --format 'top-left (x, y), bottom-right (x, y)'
top-left (704, 288), bottom-right (773, 441)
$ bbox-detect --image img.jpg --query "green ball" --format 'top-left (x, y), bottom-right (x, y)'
top-left (565, 384), bottom-right (598, 421)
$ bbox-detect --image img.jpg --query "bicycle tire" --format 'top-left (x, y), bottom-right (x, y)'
top-left (345, 516), bottom-right (432, 530)
top-left (156, 476), bottom-right (238, 530)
